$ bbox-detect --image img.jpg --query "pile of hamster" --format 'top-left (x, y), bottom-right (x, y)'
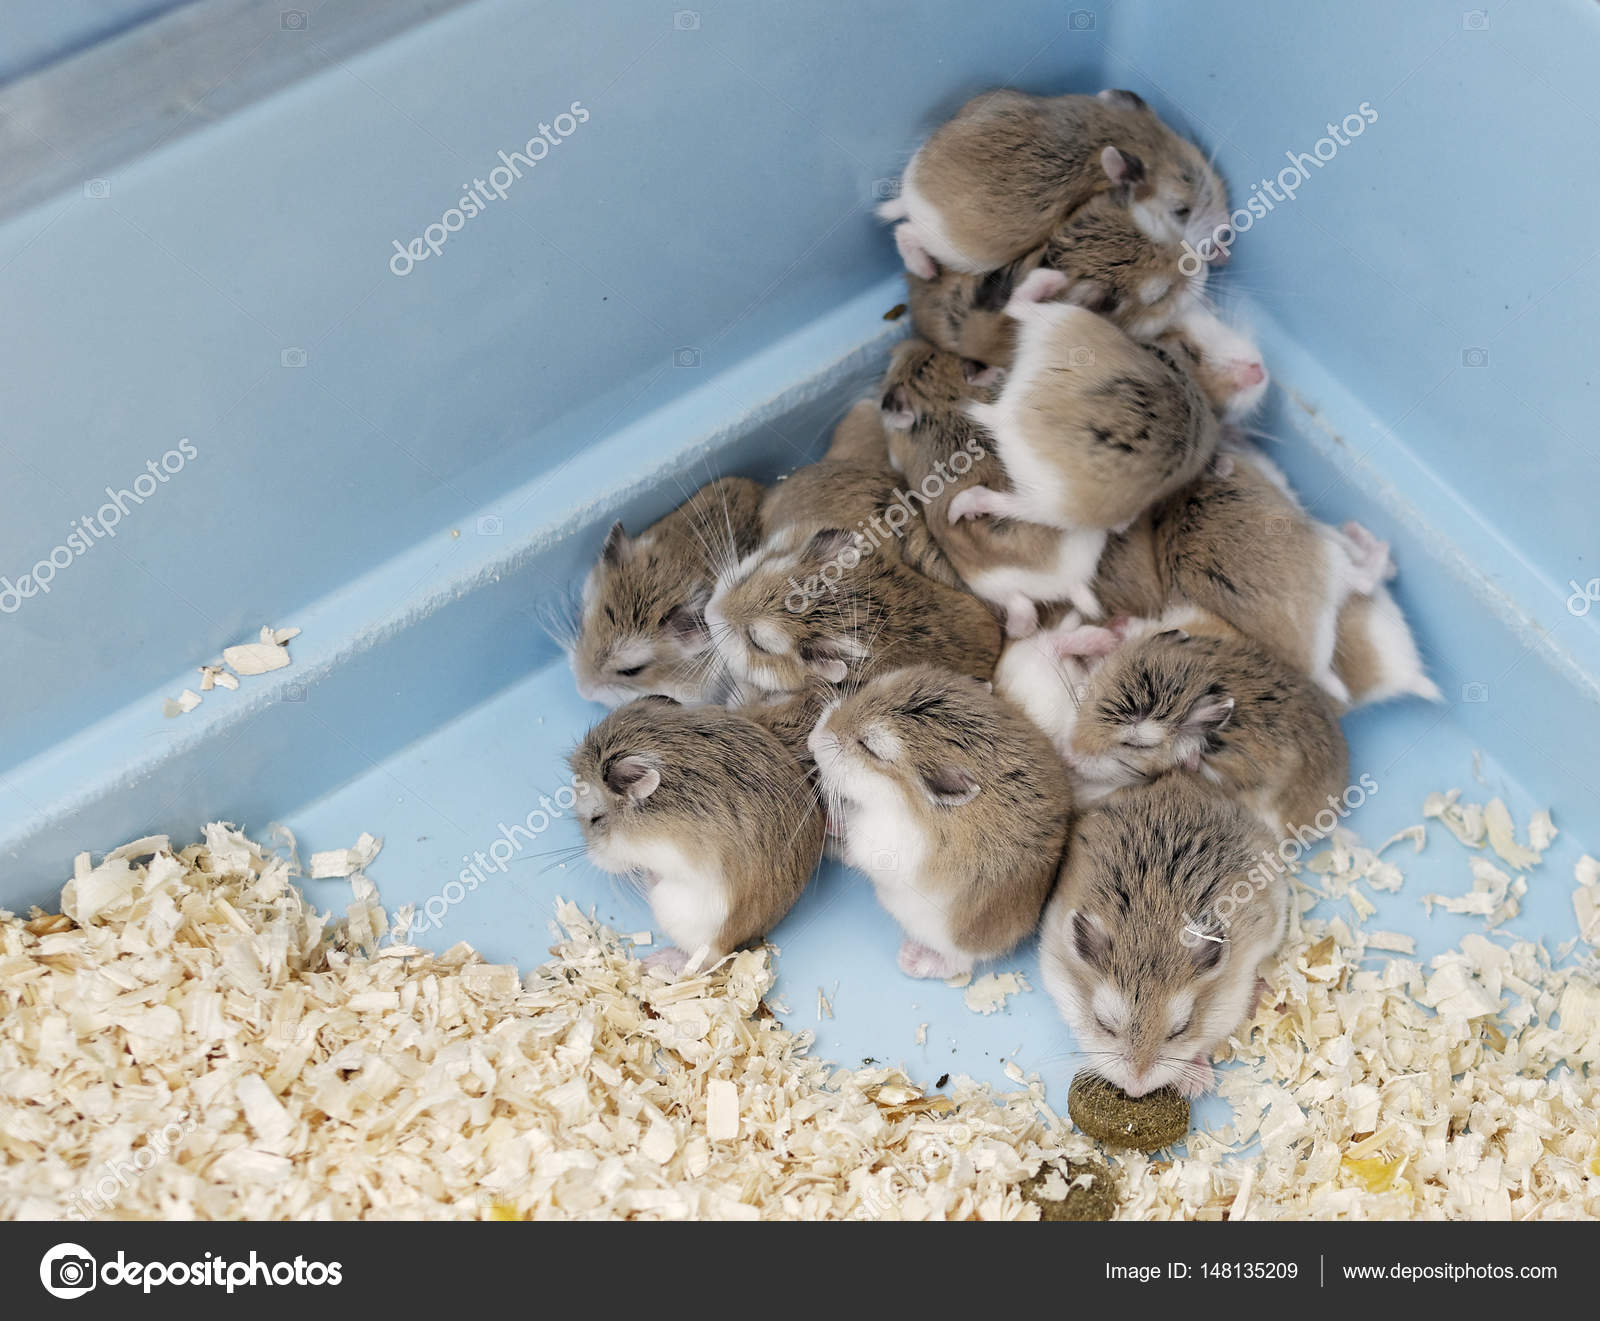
top-left (562, 88), bottom-right (1439, 1102)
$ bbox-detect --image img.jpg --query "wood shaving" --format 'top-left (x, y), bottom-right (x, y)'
top-left (915, 1022), bottom-right (928, 1046)
top-left (307, 833), bottom-right (383, 880)
top-left (223, 642), bottom-right (290, 676)
top-left (161, 689), bottom-right (203, 718)
top-left (1423, 857), bottom-right (1527, 928)
top-left (1575, 856), bottom-right (1600, 946)
top-left (0, 825), bottom-right (1099, 1221)
top-left (1484, 798), bottom-right (1545, 870)
top-left (962, 971), bottom-right (1029, 1015)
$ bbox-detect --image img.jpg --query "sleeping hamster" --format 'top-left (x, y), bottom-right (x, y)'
top-left (573, 476), bottom-right (766, 706)
top-left (569, 696), bottom-right (822, 965)
top-left (880, 87), bottom-right (1227, 278)
top-left (1039, 774), bottom-right (1285, 1098)
top-left (808, 665), bottom-right (1072, 979)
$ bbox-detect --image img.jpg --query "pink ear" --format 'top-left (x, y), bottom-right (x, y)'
top-left (1099, 145), bottom-right (1146, 187)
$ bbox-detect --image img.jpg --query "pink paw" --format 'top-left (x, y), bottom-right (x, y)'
top-left (1007, 267), bottom-right (1071, 311)
top-left (1341, 520), bottom-right (1395, 588)
top-left (893, 224), bottom-right (939, 280)
top-left (1050, 623), bottom-right (1121, 658)
top-left (897, 939), bottom-right (967, 980)
top-left (1177, 1054), bottom-right (1216, 1099)
top-left (947, 486), bottom-right (996, 523)
top-left (642, 947), bottom-right (690, 976)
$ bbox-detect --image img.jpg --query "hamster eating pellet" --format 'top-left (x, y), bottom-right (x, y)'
top-left (569, 696), bottom-right (822, 964)
top-left (704, 527), bottom-right (1002, 696)
top-left (808, 665), bottom-right (1072, 979)
top-left (1039, 775), bottom-right (1286, 1098)
top-left (1056, 605), bottom-right (1350, 834)
top-left (947, 296), bottom-right (1219, 592)
top-left (880, 338), bottom-right (1105, 632)
top-left (572, 476), bottom-right (766, 706)
top-left (879, 88), bottom-right (1228, 278)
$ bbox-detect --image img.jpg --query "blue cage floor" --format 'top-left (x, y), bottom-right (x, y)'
top-left (275, 652), bottom-right (1593, 1139)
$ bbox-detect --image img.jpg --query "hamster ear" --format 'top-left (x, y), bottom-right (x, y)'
top-left (1070, 910), bottom-right (1111, 971)
top-left (961, 359), bottom-right (1005, 388)
top-left (605, 755), bottom-right (660, 801)
top-left (601, 521), bottom-right (632, 567)
top-left (1181, 692), bottom-right (1234, 736)
top-left (921, 764), bottom-right (980, 807)
top-left (1099, 145), bottom-right (1146, 188)
top-left (662, 600), bottom-right (708, 642)
top-left (1097, 88), bottom-right (1148, 112)
top-left (973, 262), bottom-right (1019, 312)
top-left (1153, 627), bottom-right (1191, 643)
top-left (1185, 926), bottom-right (1226, 974)
top-left (805, 528), bottom-right (862, 562)
top-left (880, 385), bottom-right (916, 430)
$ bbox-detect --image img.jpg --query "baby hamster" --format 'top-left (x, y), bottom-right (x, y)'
top-left (879, 88), bottom-right (1228, 278)
top-left (808, 665), bottom-right (1072, 979)
top-left (880, 338), bottom-right (1104, 633)
top-left (1039, 774), bottom-right (1285, 1098)
top-left (1149, 443), bottom-right (1395, 703)
top-left (705, 527), bottom-right (1002, 696)
top-left (569, 696), bottom-right (822, 964)
top-left (1057, 605), bottom-right (1350, 835)
top-left (573, 476), bottom-right (766, 706)
top-left (1331, 584), bottom-right (1441, 708)
top-left (948, 295), bottom-right (1219, 575)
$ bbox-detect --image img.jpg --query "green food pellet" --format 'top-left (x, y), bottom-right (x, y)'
top-left (1019, 1158), bottom-right (1118, 1221)
top-left (1067, 1073), bottom-right (1190, 1151)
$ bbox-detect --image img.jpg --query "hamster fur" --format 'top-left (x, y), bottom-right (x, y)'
top-left (880, 338), bottom-right (1105, 633)
top-left (1039, 774), bottom-right (1286, 1098)
top-left (573, 476), bottom-right (766, 706)
top-left (705, 527), bottom-right (1003, 696)
top-left (879, 87), bottom-right (1228, 278)
top-left (569, 696), bottom-right (822, 963)
top-left (808, 665), bottom-right (1072, 978)
top-left (1055, 605), bottom-right (1350, 835)
top-left (948, 296), bottom-right (1219, 572)
top-left (1331, 585), bottom-right (1442, 707)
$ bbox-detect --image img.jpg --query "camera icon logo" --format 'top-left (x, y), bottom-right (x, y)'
top-left (871, 178), bottom-right (900, 202)
top-left (83, 178), bottom-right (111, 199)
top-left (1461, 347), bottom-right (1489, 368)
top-left (282, 10), bottom-right (309, 30)
top-left (1461, 681), bottom-right (1490, 703)
top-left (1463, 10), bottom-right (1489, 30)
top-left (282, 682), bottom-right (307, 703)
top-left (476, 514), bottom-right (503, 536)
top-left (870, 849), bottom-right (899, 871)
top-left (280, 347), bottom-right (308, 368)
top-left (673, 346), bottom-right (701, 368)
top-left (673, 10), bottom-right (700, 29)
top-left (1068, 345), bottom-right (1096, 367)
top-left (1069, 10), bottom-right (1096, 30)
top-left (40, 1243), bottom-right (97, 1299)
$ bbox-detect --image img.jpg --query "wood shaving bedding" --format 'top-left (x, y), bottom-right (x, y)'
top-left (2, 804), bottom-right (1594, 1222)
top-left (0, 826), bottom-right (1095, 1221)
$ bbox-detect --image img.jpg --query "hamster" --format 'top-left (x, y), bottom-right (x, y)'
top-left (569, 696), bottom-right (822, 965)
top-left (808, 665), bottom-right (1072, 978)
top-left (572, 476), bottom-right (766, 706)
top-left (1039, 775), bottom-right (1286, 1098)
top-left (879, 87), bottom-right (1228, 278)
top-left (880, 338), bottom-right (1105, 633)
top-left (705, 526), bottom-right (1002, 696)
top-left (1149, 443), bottom-right (1395, 703)
top-left (947, 296), bottom-right (1219, 594)
top-left (1055, 605), bottom-right (1350, 835)
top-left (1331, 584), bottom-right (1442, 708)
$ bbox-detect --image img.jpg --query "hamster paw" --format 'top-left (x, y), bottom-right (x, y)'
top-left (1341, 520), bottom-right (1396, 586)
top-left (1050, 623), bottom-right (1121, 658)
top-left (1007, 267), bottom-right (1072, 311)
top-left (1177, 1054), bottom-right (1215, 1099)
top-left (1003, 595), bottom-right (1040, 638)
top-left (642, 947), bottom-right (690, 977)
top-left (896, 940), bottom-right (969, 980)
top-left (947, 484), bottom-right (1007, 523)
top-left (893, 223), bottom-right (940, 280)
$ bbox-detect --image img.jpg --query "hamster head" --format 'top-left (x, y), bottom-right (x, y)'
top-left (566, 695), bottom-right (692, 876)
top-left (1040, 777), bottom-right (1282, 1098)
top-left (574, 522), bottom-right (719, 706)
top-left (1066, 627), bottom-right (1235, 789)
top-left (1097, 125), bottom-right (1229, 265)
top-left (806, 665), bottom-right (1017, 854)
top-left (879, 338), bottom-right (998, 432)
top-left (703, 529), bottom-right (874, 695)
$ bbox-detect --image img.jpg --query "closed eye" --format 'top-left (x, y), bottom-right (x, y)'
top-left (856, 736), bottom-right (885, 761)
top-left (615, 664), bottom-right (645, 678)
top-left (748, 630), bottom-right (776, 656)
top-left (1095, 1016), bottom-right (1115, 1034)
top-left (1173, 204), bottom-right (1191, 220)
top-left (1167, 1018), bottom-right (1191, 1041)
